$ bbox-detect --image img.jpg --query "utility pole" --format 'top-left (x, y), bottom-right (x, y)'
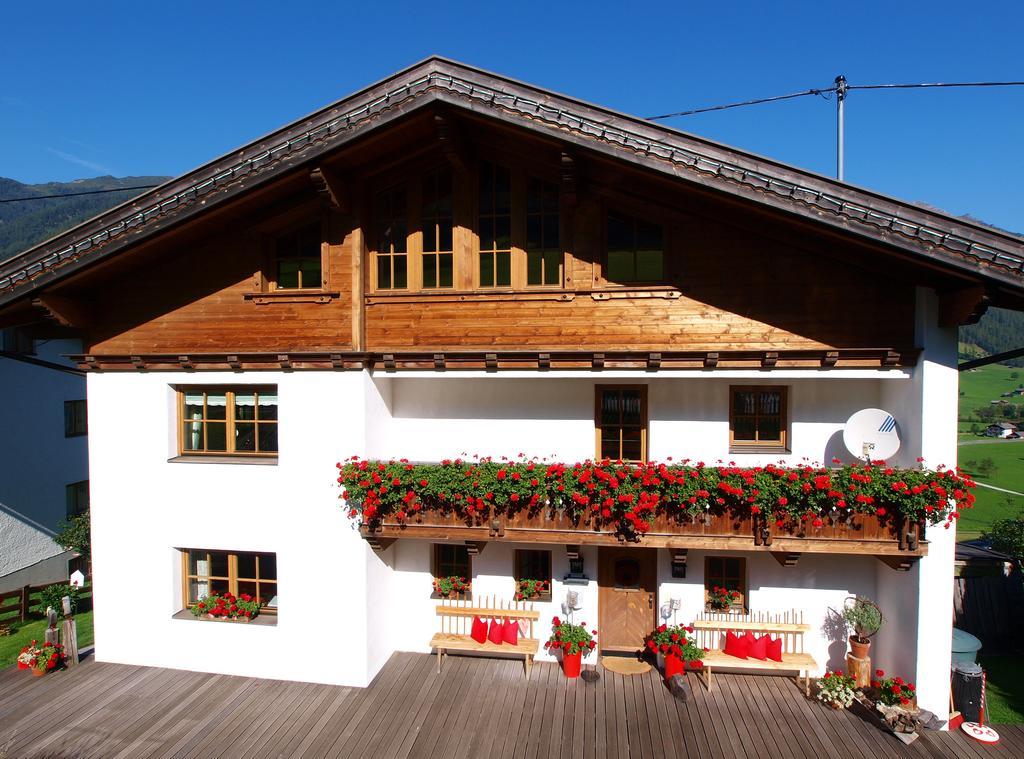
top-left (835, 75), bottom-right (848, 181)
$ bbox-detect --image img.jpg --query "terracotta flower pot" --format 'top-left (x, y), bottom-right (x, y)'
top-left (31, 667), bottom-right (46, 678)
top-left (562, 651), bottom-right (582, 678)
top-left (664, 653), bottom-right (685, 682)
top-left (849, 636), bottom-right (871, 659)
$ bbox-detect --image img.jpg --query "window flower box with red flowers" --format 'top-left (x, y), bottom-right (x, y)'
top-left (433, 575), bottom-right (470, 599)
top-left (645, 623), bottom-right (704, 681)
top-left (189, 592), bottom-right (261, 622)
top-left (707, 586), bottom-right (742, 612)
top-left (545, 616), bottom-right (596, 678)
top-left (17, 640), bottom-right (65, 676)
top-left (336, 456), bottom-right (974, 556)
top-left (514, 578), bottom-right (550, 602)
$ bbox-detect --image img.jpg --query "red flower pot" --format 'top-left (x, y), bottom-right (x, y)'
top-left (664, 653), bottom-right (684, 682)
top-left (31, 668), bottom-right (46, 678)
top-left (562, 651), bottom-right (582, 678)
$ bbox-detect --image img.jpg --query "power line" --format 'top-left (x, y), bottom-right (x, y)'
top-left (0, 184), bottom-right (160, 204)
top-left (648, 79), bottom-right (1024, 121)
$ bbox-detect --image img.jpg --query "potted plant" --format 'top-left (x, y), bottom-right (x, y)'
top-left (514, 579), bottom-right (549, 601)
top-left (707, 586), bottom-right (741, 612)
top-left (545, 616), bottom-right (596, 678)
top-left (870, 670), bottom-right (917, 708)
top-left (644, 623), bottom-right (705, 682)
top-left (817, 671), bottom-right (857, 709)
top-left (17, 640), bottom-right (65, 676)
top-left (433, 575), bottom-right (470, 598)
top-left (842, 595), bottom-right (883, 659)
top-left (190, 592), bottom-right (261, 621)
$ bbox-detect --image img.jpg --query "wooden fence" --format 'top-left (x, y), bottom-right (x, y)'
top-left (953, 570), bottom-right (1024, 654)
top-left (0, 580), bottom-right (86, 624)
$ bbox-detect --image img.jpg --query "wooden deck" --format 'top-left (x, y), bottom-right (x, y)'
top-left (1, 652), bottom-right (1022, 758)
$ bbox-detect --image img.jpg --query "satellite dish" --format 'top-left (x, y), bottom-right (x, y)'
top-left (843, 408), bottom-right (901, 461)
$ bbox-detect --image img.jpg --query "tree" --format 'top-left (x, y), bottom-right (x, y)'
top-left (55, 510), bottom-right (90, 564)
top-left (984, 509), bottom-right (1024, 564)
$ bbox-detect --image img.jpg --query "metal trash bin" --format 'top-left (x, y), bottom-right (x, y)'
top-left (952, 628), bottom-right (983, 664)
top-left (952, 662), bottom-right (984, 723)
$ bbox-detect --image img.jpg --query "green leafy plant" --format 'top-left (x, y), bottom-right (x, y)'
top-left (842, 595), bottom-right (883, 642)
top-left (432, 576), bottom-right (470, 597)
top-left (644, 623), bottom-right (705, 665)
top-left (707, 586), bottom-right (740, 611)
top-left (871, 669), bottom-right (916, 707)
top-left (16, 640), bottom-right (65, 672)
top-left (190, 592), bottom-right (260, 620)
top-left (55, 510), bottom-right (90, 563)
top-left (984, 510), bottom-right (1024, 564)
top-left (35, 583), bottom-right (80, 617)
top-left (514, 578), bottom-right (549, 600)
top-left (545, 616), bottom-right (597, 656)
top-left (817, 671), bottom-right (857, 708)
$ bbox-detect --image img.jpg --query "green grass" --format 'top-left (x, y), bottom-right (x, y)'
top-left (958, 364), bottom-right (1024, 433)
top-left (957, 440), bottom-right (1024, 539)
top-left (0, 610), bottom-right (93, 668)
top-left (978, 655), bottom-right (1024, 724)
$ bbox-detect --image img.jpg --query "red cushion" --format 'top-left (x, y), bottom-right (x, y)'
top-left (723, 630), bottom-right (749, 659)
top-left (470, 616), bottom-right (487, 644)
top-left (745, 632), bottom-right (768, 661)
top-left (765, 636), bottom-right (783, 662)
top-left (487, 618), bottom-right (503, 645)
top-left (502, 618), bottom-right (519, 645)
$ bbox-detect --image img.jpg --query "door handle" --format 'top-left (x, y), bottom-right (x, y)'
top-left (648, 594), bottom-right (654, 609)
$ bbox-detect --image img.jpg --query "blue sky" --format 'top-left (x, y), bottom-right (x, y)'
top-left (2, 1), bottom-right (1022, 232)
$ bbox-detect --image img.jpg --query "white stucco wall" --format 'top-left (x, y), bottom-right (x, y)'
top-left (0, 338), bottom-right (88, 588)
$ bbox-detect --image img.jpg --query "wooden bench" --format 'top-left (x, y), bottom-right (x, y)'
top-left (692, 610), bottom-right (818, 696)
top-left (430, 595), bottom-right (540, 678)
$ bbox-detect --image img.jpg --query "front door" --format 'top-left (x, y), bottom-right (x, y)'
top-left (598, 547), bottom-right (657, 653)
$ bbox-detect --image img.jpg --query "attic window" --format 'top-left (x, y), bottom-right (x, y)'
top-left (275, 223), bottom-right (322, 290)
top-left (605, 212), bottom-right (664, 283)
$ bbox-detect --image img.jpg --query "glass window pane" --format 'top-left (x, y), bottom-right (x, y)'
top-left (733, 416), bottom-right (756, 441)
top-left (601, 438), bottom-right (621, 459)
top-left (758, 417), bottom-right (781, 442)
top-left (210, 551), bottom-right (229, 577)
top-left (258, 424), bottom-right (278, 453)
top-left (188, 550), bottom-right (208, 576)
top-left (235, 393), bottom-right (256, 421)
top-left (621, 438), bottom-right (642, 461)
top-left (258, 553), bottom-right (277, 580)
top-left (601, 391), bottom-right (621, 425)
top-left (479, 217), bottom-right (494, 250)
top-left (257, 393), bottom-right (277, 421)
top-left (479, 162), bottom-right (493, 209)
top-left (438, 221), bottom-right (453, 253)
top-left (377, 256), bottom-right (392, 289)
top-left (494, 216), bottom-right (511, 250)
top-left (210, 578), bottom-right (230, 596)
top-left (438, 253), bottom-right (453, 288)
top-left (479, 253), bottom-right (494, 287)
top-left (206, 393), bottom-right (227, 420)
top-left (637, 220), bottom-right (663, 251)
top-left (636, 250), bottom-right (663, 281)
top-left (733, 392), bottom-right (756, 415)
top-left (607, 214), bottom-right (632, 251)
top-left (544, 250), bottom-right (561, 285)
top-left (393, 255), bottom-right (407, 289)
top-left (235, 422), bottom-right (256, 452)
top-left (188, 579), bottom-right (208, 603)
top-left (496, 252), bottom-right (511, 287)
top-left (760, 392), bottom-right (781, 415)
top-left (527, 251), bottom-right (542, 286)
top-left (527, 215), bottom-right (542, 249)
top-left (277, 260), bottom-right (300, 289)
top-left (237, 580), bottom-right (258, 599)
top-left (237, 552), bottom-right (257, 579)
top-left (545, 214), bottom-right (560, 249)
top-left (423, 258), bottom-right (437, 289)
top-left (606, 250), bottom-right (634, 282)
top-left (621, 391), bottom-right (642, 424)
top-left (260, 582), bottom-right (278, 607)
top-left (206, 422), bottom-right (227, 451)
top-left (183, 421), bottom-right (202, 451)
top-left (300, 260), bottom-right (321, 289)
top-left (184, 394), bottom-right (204, 419)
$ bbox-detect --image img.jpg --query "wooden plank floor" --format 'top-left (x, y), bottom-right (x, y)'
top-left (1, 652), bottom-right (1022, 758)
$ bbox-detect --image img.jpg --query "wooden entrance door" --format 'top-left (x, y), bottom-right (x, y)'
top-left (598, 547), bottom-right (657, 653)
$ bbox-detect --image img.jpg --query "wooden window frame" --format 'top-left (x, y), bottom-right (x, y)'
top-left (180, 548), bottom-right (278, 614)
top-left (594, 384), bottom-right (649, 463)
top-left (599, 204), bottom-right (668, 286)
top-left (64, 399), bottom-right (87, 437)
top-left (65, 480), bottom-right (89, 519)
top-left (728, 385), bottom-right (789, 453)
top-left (371, 181), bottom-right (411, 292)
top-left (514, 549), bottom-right (553, 601)
top-left (420, 165), bottom-right (456, 291)
top-left (431, 543), bottom-right (472, 598)
top-left (704, 556), bottom-right (747, 612)
top-left (177, 386), bottom-right (278, 458)
top-left (257, 206), bottom-right (331, 294)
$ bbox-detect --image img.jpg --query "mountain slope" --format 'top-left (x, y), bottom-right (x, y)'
top-left (0, 175), bottom-right (169, 261)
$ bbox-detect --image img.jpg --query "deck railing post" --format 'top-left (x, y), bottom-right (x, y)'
top-left (19, 584), bottom-right (31, 622)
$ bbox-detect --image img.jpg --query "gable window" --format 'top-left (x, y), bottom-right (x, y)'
top-left (526, 178), bottom-right (561, 286)
top-left (606, 211), bottom-right (664, 283)
top-left (704, 556), bottom-right (746, 611)
top-left (64, 399), bottom-right (87, 437)
top-left (478, 161), bottom-right (513, 288)
top-left (66, 480), bottom-right (89, 518)
top-left (275, 222), bottom-right (322, 290)
top-left (179, 387), bottom-right (278, 457)
top-left (422, 167), bottom-right (454, 289)
top-left (514, 549), bottom-right (552, 600)
top-left (730, 386), bottom-right (788, 451)
top-left (595, 385), bottom-right (648, 462)
top-left (432, 543), bottom-right (471, 596)
top-left (182, 549), bottom-right (278, 612)
top-left (374, 184), bottom-right (409, 290)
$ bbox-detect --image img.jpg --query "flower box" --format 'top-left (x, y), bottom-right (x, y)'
top-left (190, 592), bottom-right (260, 621)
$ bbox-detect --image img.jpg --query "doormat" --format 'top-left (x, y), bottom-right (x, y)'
top-left (601, 657), bottom-right (652, 676)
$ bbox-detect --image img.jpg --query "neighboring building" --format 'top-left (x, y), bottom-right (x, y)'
top-left (0, 329), bottom-right (88, 592)
top-left (1, 59), bottom-right (1022, 720)
top-left (984, 422), bottom-right (1017, 438)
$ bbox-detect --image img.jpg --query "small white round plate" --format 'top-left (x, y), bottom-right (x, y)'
top-left (961, 722), bottom-right (1000, 743)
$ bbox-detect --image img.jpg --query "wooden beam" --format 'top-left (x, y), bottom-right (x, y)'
top-left (771, 552), bottom-right (801, 567)
top-left (876, 555), bottom-right (918, 572)
top-left (939, 284), bottom-right (991, 327)
top-left (465, 541), bottom-right (487, 556)
top-left (434, 112), bottom-right (470, 174)
top-left (561, 151), bottom-right (579, 208)
top-left (365, 535), bottom-right (397, 552)
top-left (309, 167), bottom-right (347, 211)
top-left (704, 352), bottom-right (719, 369)
top-left (31, 294), bottom-right (91, 328)
top-left (670, 548), bottom-right (688, 578)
